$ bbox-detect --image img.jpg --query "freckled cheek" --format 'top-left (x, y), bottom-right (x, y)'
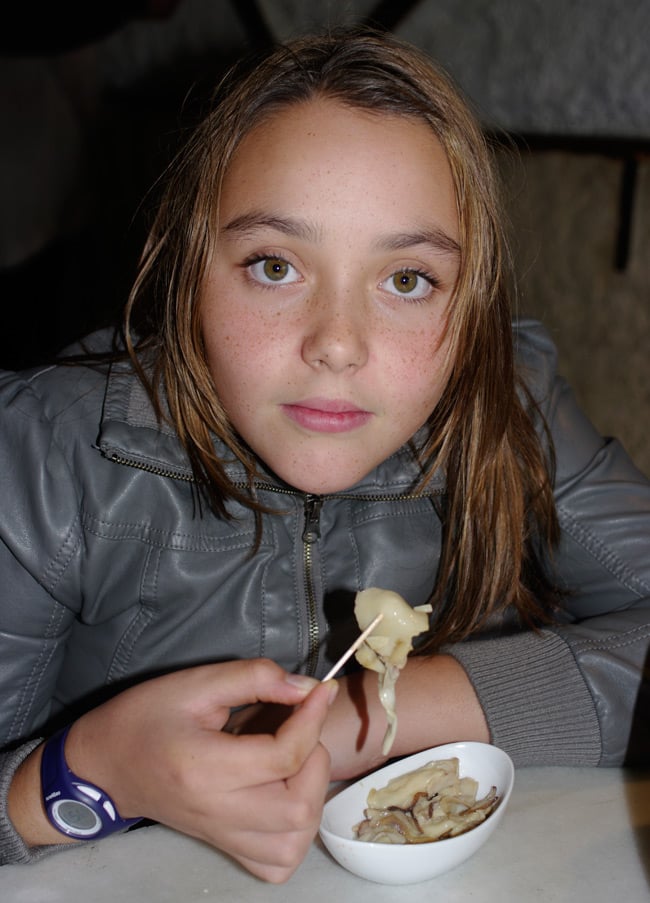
top-left (203, 306), bottom-right (275, 363)
top-left (384, 326), bottom-right (448, 376)
top-left (202, 310), bottom-right (293, 410)
top-left (382, 327), bottom-right (451, 414)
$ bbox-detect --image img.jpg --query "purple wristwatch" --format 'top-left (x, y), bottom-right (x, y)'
top-left (41, 726), bottom-right (142, 839)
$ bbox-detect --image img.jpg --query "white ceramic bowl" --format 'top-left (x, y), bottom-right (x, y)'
top-left (319, 741), bottom-right (514, 885)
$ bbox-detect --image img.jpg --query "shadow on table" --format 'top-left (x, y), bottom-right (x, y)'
top-left (624, 642), bottom-right (650, 887)
top-left (623, 770), bottom-right (650, 889)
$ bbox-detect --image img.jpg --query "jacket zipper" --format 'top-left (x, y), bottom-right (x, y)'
top-left (302, 495), bottom-right (323, 675)
top-left (107, 452), bottom-right (196, 482)
top-left (107, 453), bottom-right (438, 676)
top-left (238, 483), bottom-right (436, 676)
top-left (298, 489), bottom-right (444, 675)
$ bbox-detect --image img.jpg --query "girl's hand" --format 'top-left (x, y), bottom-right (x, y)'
top-left (13, 661), bottom-right (337, 884)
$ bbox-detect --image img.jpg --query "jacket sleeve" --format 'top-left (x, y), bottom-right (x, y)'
top-left (448, 321), bottom-right (650, 767)
top-left (0, 370), bottom-right (83, 748)
top-left (0, 740), bottom-right (71, 865)
top-left (0, 370), bottom-right (83, 864)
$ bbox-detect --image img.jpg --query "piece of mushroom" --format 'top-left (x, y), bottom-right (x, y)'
top-left (354, 757), bottom-right (500, 845)
top-left (353, 588), bottom-right (432, 755)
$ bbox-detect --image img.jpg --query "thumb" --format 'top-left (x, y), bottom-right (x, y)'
top-left (274, 680), bottom-right (338, 749)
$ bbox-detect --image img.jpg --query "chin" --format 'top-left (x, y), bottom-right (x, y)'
top-left (279, 467), bottom-right (373, 496)
top-left (264, 444), bottom-right (385, 495)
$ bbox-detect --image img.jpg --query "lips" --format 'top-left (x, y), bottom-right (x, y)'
top-left (282, 398), bottom-right (373, 433)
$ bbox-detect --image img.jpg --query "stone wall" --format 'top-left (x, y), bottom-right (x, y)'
top-left (501, 150), bottom-right (649, 475)
top-left (262, 0), bottom-right (650, 137)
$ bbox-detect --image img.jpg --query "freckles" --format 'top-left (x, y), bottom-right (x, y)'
top-left (217, 314), bottom-right (268, 353)
top-left (383, 328), bottom-right (427, 371)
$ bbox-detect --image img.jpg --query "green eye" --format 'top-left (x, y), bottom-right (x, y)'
top-left (382, 268), bottom-right (434, 300)
top-left (263, 258), bottom-right (290, 281)
top-left (246, 256), bottom-right (301, 285)
top-left (392, 271), bottom-right (419, 293)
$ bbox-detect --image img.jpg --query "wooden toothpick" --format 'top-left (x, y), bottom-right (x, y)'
top-left (321, 613), bottom-right (384, 682)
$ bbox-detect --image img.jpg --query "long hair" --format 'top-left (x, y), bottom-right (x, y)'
top-left (124, 27), bottom-right (561, 644)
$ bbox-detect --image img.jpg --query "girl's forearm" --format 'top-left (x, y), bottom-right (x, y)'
top-left (324, 654), bottom-right (489, 780)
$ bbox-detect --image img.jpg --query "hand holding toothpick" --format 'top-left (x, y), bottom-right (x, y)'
top-left (320, 613), bottom-right (384, 682)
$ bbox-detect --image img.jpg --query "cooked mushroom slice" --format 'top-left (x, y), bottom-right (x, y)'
top-left (353, 588), bottom-right (432, 755)
top-left (354, 808), bottom-right (424, 844)
top-left (354, 757), bottom-right (500, 844)
top-left (366, 758), bottom-right (462, 810)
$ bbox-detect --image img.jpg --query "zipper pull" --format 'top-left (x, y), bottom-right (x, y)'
top-left (302, 494), bottom-right (322, 543)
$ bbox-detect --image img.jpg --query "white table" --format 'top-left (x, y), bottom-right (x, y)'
top-left (3, 765), bottom-right (649, 902)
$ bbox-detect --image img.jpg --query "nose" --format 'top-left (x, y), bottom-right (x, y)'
top-left (301, 292), bottom-right (369, 373)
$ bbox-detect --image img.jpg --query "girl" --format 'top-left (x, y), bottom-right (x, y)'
top-left (1, 28), bottom-right (649, 884)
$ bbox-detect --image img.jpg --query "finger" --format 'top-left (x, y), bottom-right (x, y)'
top-left (250, 682), bottom-right (335, 784)
top-left (274, 680), bottom-right (337, 749)
top-left (202, 684), bottom-right (335, 788)
top-left (211, 749), bottom-right (330, 881)
top-left (283, 737), bottom-right (331, 803)
top-left (215, 742), bottom-right (331, 835)
top-left (232, 840), bottom-right (312, 884)
top-left (231, 807), bottom-right (325, 883)
top-left (193, 659), bottom-right (320, 716)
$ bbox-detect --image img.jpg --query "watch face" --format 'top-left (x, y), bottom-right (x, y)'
top-left (51, 799), bottom-right (102, 837)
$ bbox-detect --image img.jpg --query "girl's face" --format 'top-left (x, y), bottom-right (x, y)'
top-left (201, 98), bottom-right (460, 494)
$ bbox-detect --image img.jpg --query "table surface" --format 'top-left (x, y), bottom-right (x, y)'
top-left (3, 765), bottom-right (650, 902)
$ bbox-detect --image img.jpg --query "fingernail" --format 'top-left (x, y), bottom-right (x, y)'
top-left (323, 679), bottom-right (339, 706)
top-left (285, 673), bottom-right (319, 693)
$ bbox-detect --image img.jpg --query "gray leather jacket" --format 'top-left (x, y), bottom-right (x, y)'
top-left (1, 320), bottom-right (649, 797)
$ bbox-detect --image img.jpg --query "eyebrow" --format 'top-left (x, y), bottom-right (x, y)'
top-left (222, 212), bottom-right (322, 243)
top-left (374, 228), bottom-right (460, 257)
top-left (221, 211), bottom-right (460, 257)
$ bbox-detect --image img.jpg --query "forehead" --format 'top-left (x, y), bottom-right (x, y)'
top-left (218, 98), bottom-right (459, 241)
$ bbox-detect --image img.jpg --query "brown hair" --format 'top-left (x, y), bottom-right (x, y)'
top-left (124, 27), bottom-right (561, 645)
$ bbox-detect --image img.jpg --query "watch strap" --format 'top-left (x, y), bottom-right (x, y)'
top-left (41, 726), bottom-right (141, 839)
